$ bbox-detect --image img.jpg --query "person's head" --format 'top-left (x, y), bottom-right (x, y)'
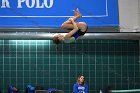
top-left (53, 34), bottom-right (64, 44)
top-left (77, 74), bottom-right (85, 85)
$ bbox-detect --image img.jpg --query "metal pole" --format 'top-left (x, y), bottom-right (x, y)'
top-left (111, 89), bottom-right (140, 92)
top-left (0, 33), bottom-right (140, 40)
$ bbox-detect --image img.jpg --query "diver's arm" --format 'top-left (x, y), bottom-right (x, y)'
top-left (65, 18), bottom-right (78, 38)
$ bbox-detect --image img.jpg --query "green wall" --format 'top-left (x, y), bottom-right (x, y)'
top-left (0, 40), bottom-right (139, 93)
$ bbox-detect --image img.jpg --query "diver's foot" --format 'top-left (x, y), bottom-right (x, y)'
top-left (73, 10), bottom-right (78, 16)
top-left (76, 8), bottom-right (82, 18)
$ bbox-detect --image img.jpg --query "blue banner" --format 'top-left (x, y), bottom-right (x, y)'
top-left (0, 0), bottom-right (119, 27)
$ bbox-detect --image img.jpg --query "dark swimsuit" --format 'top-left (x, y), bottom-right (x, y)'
top-left (72, 26), bottom-right (88, 39)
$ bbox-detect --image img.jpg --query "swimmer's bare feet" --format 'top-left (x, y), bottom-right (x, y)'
top-left (73, 10), bottom-right (78, 16)
top-left (73, 8), bottom-right (82, 18)
top-left (76, 8), bottom-right (82, 18)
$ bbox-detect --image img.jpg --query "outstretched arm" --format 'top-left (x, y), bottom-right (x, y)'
top-left (65, 18), bottom-right (78, 38)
